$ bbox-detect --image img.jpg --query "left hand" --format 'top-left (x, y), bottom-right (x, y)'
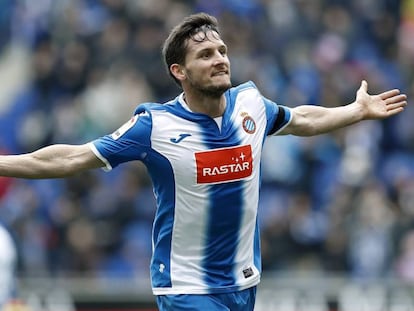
top-left (356, 80), bottom-right (407, 120)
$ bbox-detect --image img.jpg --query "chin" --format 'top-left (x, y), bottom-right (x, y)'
top-left (215, 81), bottom-right (232, 92)
top-left (215, 78), bottom-right (232, 90)
top-left (202, 84), bottom-right (231, 98)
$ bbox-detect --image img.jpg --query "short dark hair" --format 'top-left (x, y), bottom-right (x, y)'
top-left (162, 13), bottom-right (220, 86)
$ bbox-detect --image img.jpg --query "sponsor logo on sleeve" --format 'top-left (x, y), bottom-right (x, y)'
top-left (195, 145), bottom-right (253, 184)
top-left (111, 114), bottom-right (139, 140)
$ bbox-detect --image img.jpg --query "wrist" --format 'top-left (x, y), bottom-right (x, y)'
top-left (349, 101), bottom-right (366, 121)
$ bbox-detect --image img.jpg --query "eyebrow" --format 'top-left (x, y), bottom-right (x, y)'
top-left (193, 43), bottom-right (227, 58)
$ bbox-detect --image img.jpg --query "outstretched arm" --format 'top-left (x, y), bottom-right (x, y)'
top-left (0, 143), bottom-right (105, 179)
top-left (279, 80), bottom-right (408, 136)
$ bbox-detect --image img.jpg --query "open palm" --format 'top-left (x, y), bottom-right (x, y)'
top-left (356, 80), bottom-right (407, 120)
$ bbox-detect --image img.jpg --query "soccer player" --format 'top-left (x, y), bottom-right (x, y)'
top-left (0, 224), bottom-right (17, 309)
top-left (0, 13), bottom-right (407, 311)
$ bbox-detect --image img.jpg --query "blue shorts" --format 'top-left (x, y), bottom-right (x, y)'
top-left (156, 286), bottom-right (257, 311)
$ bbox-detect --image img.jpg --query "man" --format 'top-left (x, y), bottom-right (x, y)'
top-left (0, 12), bottom-right (407, 311)
top-left (0, 224), bottom-right (17, 310)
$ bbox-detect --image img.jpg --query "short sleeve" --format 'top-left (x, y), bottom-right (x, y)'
top-left (262, 96), bottom-right (292, 135)
top-left (91, 111), bottom-right (152, 171)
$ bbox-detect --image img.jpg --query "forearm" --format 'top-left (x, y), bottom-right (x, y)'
top-left (0, 144), bottom-right (102, 179)
top-left (281, 80), bottom-right (407, 136)
top-left (284, 102), bottom-right (364, 136)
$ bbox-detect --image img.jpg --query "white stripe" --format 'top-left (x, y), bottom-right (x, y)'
top-left (150, 110), bottom-right (209, 288)
top-left (89, 142), bottom-right (112, 172)
top-left (233, 91), bottom-right (266, 285)
top-left (152, 277), bottom-right (260, 295)
top-left (170, 184), bottom-right (210, 287)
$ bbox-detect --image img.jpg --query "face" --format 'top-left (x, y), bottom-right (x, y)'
top-left (179, 30), bottom-right (231, 97)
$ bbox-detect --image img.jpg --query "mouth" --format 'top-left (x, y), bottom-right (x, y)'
top-left (212, 70), bottom-right (229, 77)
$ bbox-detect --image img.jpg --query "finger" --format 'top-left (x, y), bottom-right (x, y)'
top-left (387, 106), bottom-right (405, 116)
top-left (379, 89), bottom-right (401, 100)
top-left (385, 94), bottom-right (407, 104)
top-left (359, 80), bottom-right (368, 93)
top-left (386, 101), bottom-right (407, 111)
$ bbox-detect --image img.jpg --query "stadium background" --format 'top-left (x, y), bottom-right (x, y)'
top-left (0, 0), bottom-right (413, 310)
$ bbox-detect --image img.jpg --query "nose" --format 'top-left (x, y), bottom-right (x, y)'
top-left (213, 51), bottom-right (228, 66)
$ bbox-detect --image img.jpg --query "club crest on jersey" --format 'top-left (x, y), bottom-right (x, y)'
top-left (241, 112), bottom-right (256, 134)
top-left (195, 145), bottom-right (253, 184)
top-left (111, 114), bottom-right (139, 140)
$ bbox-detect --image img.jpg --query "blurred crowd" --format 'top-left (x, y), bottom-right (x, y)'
top-left (0, 0), bottom-right (413, 285)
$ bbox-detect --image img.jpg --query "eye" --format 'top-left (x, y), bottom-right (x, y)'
top-left (219, 48), bottom-right (227, 56)
top-left (201, 52), bottom-right (211, 59)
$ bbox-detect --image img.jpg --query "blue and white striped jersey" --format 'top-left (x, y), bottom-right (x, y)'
top-left (91, 81), bottom-right (291, 295)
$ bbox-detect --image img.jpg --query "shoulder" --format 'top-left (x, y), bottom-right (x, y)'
top-left (229, 81), bottom-right (258, 95)
top-left (225, 81), bottom-right (263, 107)
top-left (226, 81), bottom-right (261, 103)
top-left (134, 97), bottom-right (181, 116)
top-left (134, 102), bottom-right (164, 116)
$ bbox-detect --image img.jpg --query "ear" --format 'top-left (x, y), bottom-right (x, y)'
top-left (170, 64), bottom-right (186, 82)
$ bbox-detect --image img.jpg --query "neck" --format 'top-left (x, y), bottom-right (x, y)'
top-left (183, 90), bottom-right (226, 118)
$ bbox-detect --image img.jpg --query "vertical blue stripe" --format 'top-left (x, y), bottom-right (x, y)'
top-left (202, 181), bottom-right (244, 287)
top-left (253, 218), bottom-right (261, 274)
top-left (198, 97), bottom-right (244, 288)
top-left (147, 151), bottom-right (176, 288)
